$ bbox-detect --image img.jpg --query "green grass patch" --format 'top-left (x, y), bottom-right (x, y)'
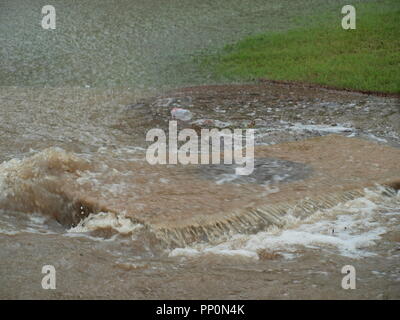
top-left (201, 0), bottom-right (400, 93)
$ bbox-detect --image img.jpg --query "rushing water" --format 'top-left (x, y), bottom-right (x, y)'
top-left (0, 0), bottom-right (399, 299)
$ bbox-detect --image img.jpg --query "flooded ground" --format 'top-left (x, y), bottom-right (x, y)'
top-left (1, 83), bottom-right (399, 299)
top-left (0, 0), bottom-right (399, 299)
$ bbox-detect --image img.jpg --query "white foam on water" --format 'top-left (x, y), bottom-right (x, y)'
top-left (170, 188), bottom-right (400, 261)
top-left (215, 173), bottom-right (241, 185)
top-left (191, 119), bottom-right (232, 128)
top-left (366, 134), bottom-right (388, 143)
top-left (0, 229), bottom-right (19, 235)
top-left (170, 247), bottom-right (259, 259)
top-left (290, 123), bottom-right (354, 133)
top-left (0, 211), bottom-right (56, 236)
top-left (68, 211), bottom-right (143, 235)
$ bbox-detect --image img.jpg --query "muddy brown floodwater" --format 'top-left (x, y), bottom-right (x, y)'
top-left (1, 82), bottom-right (399, 299)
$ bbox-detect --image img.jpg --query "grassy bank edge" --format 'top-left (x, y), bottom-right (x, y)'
top-left (199, 0), bottom-right (400, 94)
